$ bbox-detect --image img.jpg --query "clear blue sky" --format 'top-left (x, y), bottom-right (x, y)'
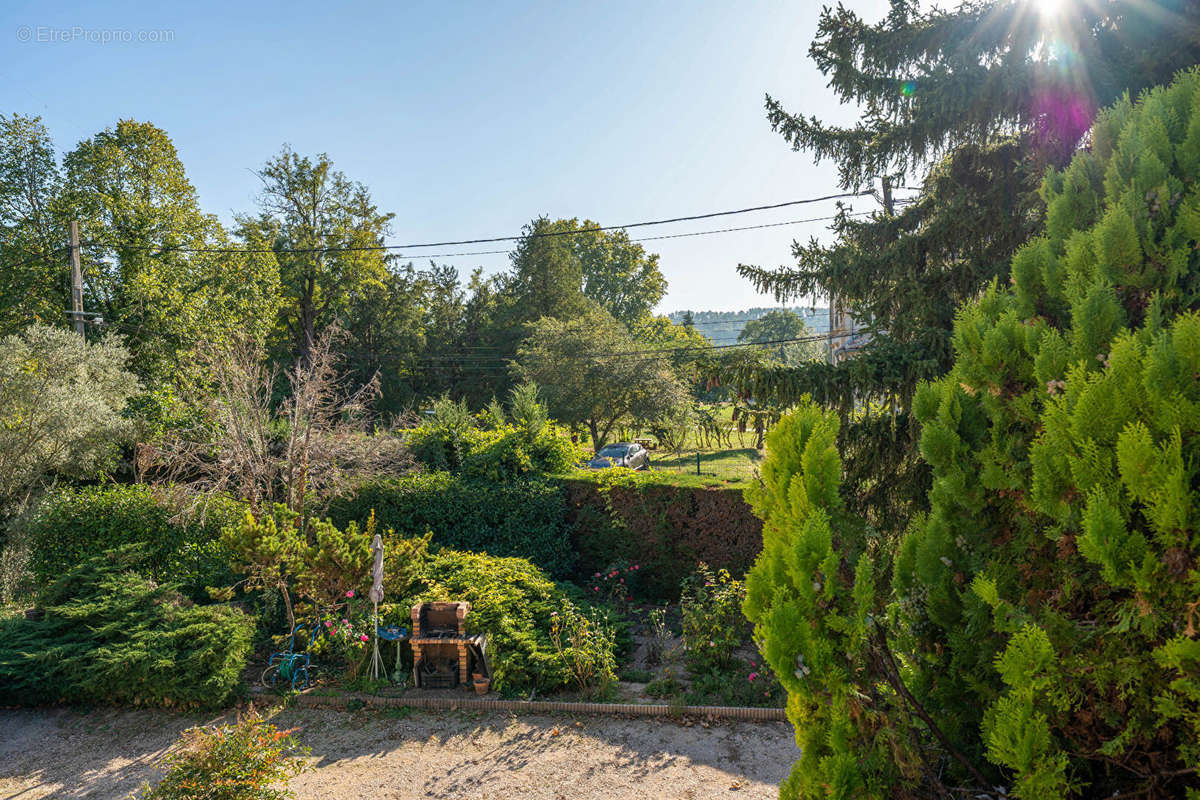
top-left (3, 0), bottom-right (890, 313)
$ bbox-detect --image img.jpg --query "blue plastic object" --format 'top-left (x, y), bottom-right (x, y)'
top-left (261, 625), bottom-right (313, 691)
top-left (377, 624), bottom-right (407, 641)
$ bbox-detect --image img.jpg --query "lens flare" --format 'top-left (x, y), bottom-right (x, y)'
top-left (900, 80), bottom-right (917, 97)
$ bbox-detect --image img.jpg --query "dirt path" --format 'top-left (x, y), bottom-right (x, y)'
top-left (0, 707), bottom-right (797, 799)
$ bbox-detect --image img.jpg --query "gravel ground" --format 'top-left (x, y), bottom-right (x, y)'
top-left (0, 706), bottom-right (797, 799)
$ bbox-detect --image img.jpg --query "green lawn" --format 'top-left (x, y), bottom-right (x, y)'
top-left (574, 445), bottom-right (763, 489)
top-left (647, 447), bottom-right (763, 487)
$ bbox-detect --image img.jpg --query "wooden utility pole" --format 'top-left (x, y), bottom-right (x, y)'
top-left (69, 220), bottom-right (85, 339)
top-left (881, 175), bottom-right (895, 216)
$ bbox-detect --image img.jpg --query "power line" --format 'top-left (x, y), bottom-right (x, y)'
top-left (390, 211), bottom-right (875, 260)
top-left (3, 245), bottom-right (67, 274)
top-left (347, 329), bottom-right (858, 367)
top-left (80, 192), bottom-right (873, 256)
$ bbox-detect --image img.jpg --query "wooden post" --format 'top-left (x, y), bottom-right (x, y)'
top-left (69, 221), bottom-right (85, 339)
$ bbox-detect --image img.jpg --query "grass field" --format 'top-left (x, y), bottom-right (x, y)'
top-left (646, 446), bottom-right (763, 487)
top-left (575, 445), bottom-right (763, 489)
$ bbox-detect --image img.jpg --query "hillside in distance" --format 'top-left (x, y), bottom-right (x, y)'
top-left (666, 306), bottom-right (829, 345)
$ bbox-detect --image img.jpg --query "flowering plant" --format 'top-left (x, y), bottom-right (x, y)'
top-left (549, 599), bottom-right (618, 698)
top-left (679, 563), bottom-right (745, 674)
top-left (307, 590), bottom-right (373, 680)
top-left (587, 561), bottom-right (640, 616)
top-left (140, 709), bottom-right (309, 800)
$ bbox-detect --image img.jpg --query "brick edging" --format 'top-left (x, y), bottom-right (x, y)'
top-left (252, 688), bottom-right (786, 722)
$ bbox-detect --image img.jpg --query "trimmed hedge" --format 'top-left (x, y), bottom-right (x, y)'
top-left (417, 549), bottom-right (585, 693)
top-left (561, 471), bottom-right (763, 598)
top-left (0, 547), bottom-right (253, 709)
top-left (330, 470), bottom-right (763, 599)
top-left (329, 473), bottom-right (574, 577)
top-left (22, 484), bottom-right (240, 599)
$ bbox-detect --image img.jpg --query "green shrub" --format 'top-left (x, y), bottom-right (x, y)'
top-left (644, 673), bottom-right (685, 699)
top-left (23, 485), bottom-right (241, 599)
top-left (0, 546), bottom-right (253, 708)
top-left (407, 395), bottom-right (475, 472)
top-left (417, 549), bottom-right (615, 694)
top-left (140, 711), bottom-right (309, 800)
top-left (619, 667), bottom-right (654, 683)
top-left (746, 71), bottom-right (1200, 800)
top-left (680, 564), bottom-right (745, 674)
top-left (548, 599), bottom-right (618, 698)
top-left (459, 422), bottom-right (582, 481)
top-left (329, 473), bottom-right (573, 576)
top-left (685, 659), bottom-right (784, 708)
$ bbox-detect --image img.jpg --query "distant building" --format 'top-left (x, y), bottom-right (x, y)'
top-left (828, 298), bottom-right (871, 364)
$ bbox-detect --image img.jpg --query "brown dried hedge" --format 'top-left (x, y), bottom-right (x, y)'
top-left (560, 475), bottom-right (762, 599)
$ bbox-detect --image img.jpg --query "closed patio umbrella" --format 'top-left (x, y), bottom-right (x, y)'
top-left (368, 534), bottom-right (385, 680)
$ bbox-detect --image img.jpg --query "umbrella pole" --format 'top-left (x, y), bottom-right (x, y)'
top-left (370, 601), bottom-right (384, 681)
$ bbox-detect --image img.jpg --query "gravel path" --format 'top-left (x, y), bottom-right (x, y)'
top-left (0, 706), bottom-right (797, 799)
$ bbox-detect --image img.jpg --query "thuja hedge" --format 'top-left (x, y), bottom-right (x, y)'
top-left (331, 471), bottom-right (764, 599)
top-left (22, 484), bottom-right (241, 599)
top-left (328, 472), bottom-right (574, 577)
top-left (561, 471), bottom-right (763, 598)
top-left (0, 547), bottom-right (252, 709)
top-left (746, 71), bottom-right (1200, 800)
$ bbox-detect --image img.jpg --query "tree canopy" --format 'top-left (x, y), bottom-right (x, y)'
top-left (514, 308), bottom-right (689, 448)
top-left (734, 0), bottom-right (1200, 531)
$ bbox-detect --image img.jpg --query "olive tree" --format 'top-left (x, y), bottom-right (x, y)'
top-left (0, 324), bottom-right (137, 508)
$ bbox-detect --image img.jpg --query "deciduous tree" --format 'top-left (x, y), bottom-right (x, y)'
top-left (515, 309), bottom-right (689, 448)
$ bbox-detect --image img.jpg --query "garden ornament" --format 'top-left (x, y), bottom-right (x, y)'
top-left (377, 623), bottom-right (408, 686)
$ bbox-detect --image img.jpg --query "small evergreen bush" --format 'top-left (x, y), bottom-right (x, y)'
top-left (0, 547), bottom-right (253, 708)
top-left (407, 394), bottom-right (475, 472)
top-left (745, 70), bottom-right (1200, 799)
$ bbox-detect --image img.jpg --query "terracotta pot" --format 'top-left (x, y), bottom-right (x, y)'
top-left (473, 677), bottom-right (490, 696)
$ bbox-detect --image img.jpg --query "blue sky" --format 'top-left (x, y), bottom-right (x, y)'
top-left (3, 0), bottom-right (891, 313)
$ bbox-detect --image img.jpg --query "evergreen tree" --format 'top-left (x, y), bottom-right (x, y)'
top-left (746, 70), bottom-right (1200, 800)
top-left (735, 0), bottom-right (1200, 533)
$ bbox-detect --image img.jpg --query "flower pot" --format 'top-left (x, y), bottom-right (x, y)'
top-left (473, 677), bottom-right (490, 696)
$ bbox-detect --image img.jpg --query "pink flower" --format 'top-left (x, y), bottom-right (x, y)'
top-left (345, 590), bottom-right (355, 598)
top-left (331, 628), bottom-right (338, 635)
top-left (632, 565), bottom-right (639, 570)
top-left (359, 634), bottom-right (368, 642)
top-left (324, 620), bottom-right (332, 627)
top-left (593, 586), bottom-right (599, 592)
top-left (749, 660), bottom-right (756, 667)
top-left (748, 672), bottom-right (759, 682)
top-left (594, 572), bottom-right (601, 578)
top-left (341, 618), bottom-right (348, 625)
